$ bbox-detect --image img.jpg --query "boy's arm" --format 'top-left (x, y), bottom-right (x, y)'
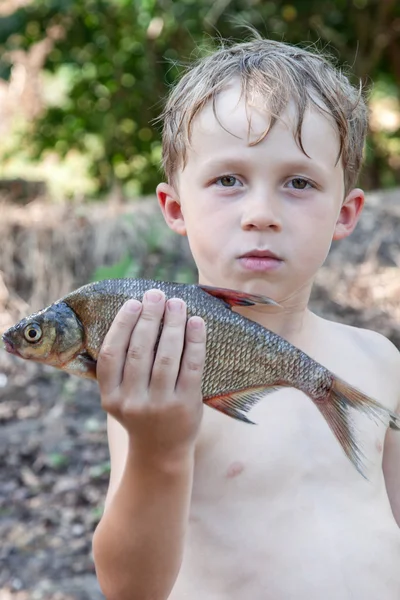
top-left (381, 338), bottom-right (400, 528)
top-left (383, 421), bottom-right (400, 527)
top-left (91, 293), bottom-right (206, 600)
top-left (93, 416), bottom-right (196, 600)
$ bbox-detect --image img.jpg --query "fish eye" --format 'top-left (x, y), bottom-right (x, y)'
top-left (23, 323), bottom-right (43, 343)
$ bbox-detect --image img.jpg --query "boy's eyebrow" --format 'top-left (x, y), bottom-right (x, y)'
top-left (199, 158), bottom-right (247, 174)
top-left (199, 157), bottom-right (332, 178)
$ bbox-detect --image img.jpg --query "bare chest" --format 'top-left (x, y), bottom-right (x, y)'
top-left (197, 352), bottom-right (396, 486)
top-left (171, 349), bottom-right (400, 599)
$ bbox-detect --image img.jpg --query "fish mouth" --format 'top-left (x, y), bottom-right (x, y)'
top-left (2, 334), bottom-right (20, 357)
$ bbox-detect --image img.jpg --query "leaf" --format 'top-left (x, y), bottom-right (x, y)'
top-left (91, 254), bottom-right (136, 280)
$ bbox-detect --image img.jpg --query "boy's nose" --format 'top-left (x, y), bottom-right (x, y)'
top-left (240, 194), bottom-right (282, 231)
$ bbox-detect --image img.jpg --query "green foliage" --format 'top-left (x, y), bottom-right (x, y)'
top-left (92, 253), bottom-right (197, 285)
top-left (0, 0), bottom-right (399, 194)
top-left (0, 0), bottom-right (216, 194)
top-left (91, 216), bottom-right (197, 284)
top-left (89, 461), bottom-right (111, 479)
top-left (47, 452), bottom-right (69, 469)
top-left (92, 254), bottom-right (140, 280)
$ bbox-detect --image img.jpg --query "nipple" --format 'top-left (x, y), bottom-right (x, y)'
top-left (226, 461), bottom-right (245, 478)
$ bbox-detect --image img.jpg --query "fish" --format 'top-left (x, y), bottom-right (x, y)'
top-left (2, 277), bottom-right (400, 477)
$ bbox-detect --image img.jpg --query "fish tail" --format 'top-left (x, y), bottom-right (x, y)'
top-left (315, 377), bottom-right (400, 478)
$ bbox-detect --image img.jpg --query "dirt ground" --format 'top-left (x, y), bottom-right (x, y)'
top-left (1, 189), bottom-right (400, 599)
top-left (0, 349), bottom-right (109, 600)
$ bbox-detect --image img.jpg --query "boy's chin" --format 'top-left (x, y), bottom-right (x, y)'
top-left (234, 280), bottom-right (279, 299)
top-left (240, 279), bottom-right (313, 304)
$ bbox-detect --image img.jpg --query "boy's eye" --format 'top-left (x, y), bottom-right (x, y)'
top-left (216, 175), bottom-right (239, 187)
top-left (287, 177), bottom-right (312, 190)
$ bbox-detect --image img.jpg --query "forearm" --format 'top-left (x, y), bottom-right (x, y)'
top-left (93, 445), bottom-right (195, 600)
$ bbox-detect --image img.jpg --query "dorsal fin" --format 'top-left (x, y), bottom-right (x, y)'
top-left (198, 284), bottom-right (280, 308)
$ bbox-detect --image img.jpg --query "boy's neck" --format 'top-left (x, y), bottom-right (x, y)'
top-left (233, 295), bottom-right (317, 349)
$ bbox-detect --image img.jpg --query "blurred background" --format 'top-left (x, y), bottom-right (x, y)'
top-left (0, 1), bottom-right (400, 599)
top-left (0, 0), bottom-right (400, 198)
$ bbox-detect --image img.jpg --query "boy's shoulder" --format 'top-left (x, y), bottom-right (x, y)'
top-left (328, 317), bottom-right (399, 363)
top-left (319, 315), bottom-right (400, 407)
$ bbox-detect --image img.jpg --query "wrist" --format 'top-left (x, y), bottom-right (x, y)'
top-left (127, 438), bottom-right (196, 476)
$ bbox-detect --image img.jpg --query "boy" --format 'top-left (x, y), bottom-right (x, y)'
top-left (92, 37), bottom-right (400, 599)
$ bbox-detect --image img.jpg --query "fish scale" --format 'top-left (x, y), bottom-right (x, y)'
top-left (3, 277), bottom-right (400, 478)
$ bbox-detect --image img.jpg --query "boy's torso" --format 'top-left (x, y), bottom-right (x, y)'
top-left (169, 316), bottom-right (400, 600)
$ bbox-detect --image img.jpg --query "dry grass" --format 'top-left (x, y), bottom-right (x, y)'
top-left (0, 196), bottom-right (193, 332)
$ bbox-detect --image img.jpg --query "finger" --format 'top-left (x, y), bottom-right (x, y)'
top-left (122, 289), bottom-right (166, 391)
top-left (176, 316), bottom-right (206, 398)
top-left (149, 298), bottom-right (187, 398)
top-left (97, 299), bottom-right (142, 395)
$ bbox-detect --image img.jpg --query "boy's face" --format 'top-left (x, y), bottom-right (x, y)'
top-left (158, 81), bottom-right (364, 304)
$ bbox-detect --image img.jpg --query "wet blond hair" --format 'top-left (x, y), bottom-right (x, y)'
top-left (159, 36), bottom-right (368, 195)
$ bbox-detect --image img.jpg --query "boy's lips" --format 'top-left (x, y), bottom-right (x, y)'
top-left (240, 249), bottom-right (281, 259)
top-left (237, 249), bottom-right (283, 272)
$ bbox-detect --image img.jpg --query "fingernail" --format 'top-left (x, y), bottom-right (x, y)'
top-left (146, 290), bottom-right (163, 303)
top-left (189, 317), bottom-right (203, 329)
top-left (168, 299), bottom-right (183, 312)
top-left (126, 300), bottom-right (141, 312)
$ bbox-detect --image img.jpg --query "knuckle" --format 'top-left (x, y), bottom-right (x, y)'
top-left (165, 318), bottom-right (184, 329)
top-left (140, 309), bottom-right (158, 322)
top-left (126, 344), bottom-right (144, 361)
top-left (98, 345), bottom-right (117, 363)
top-left (187, 327), bottom-right (206, 344)
top-left (113, 308), bottom-right (136, 329)
top-left (100, 393), bottom-right (120, 414)
top-left (120, 402), bottom-right (141, 419)
top-left (160, 327), bottom-right (185, 350)
top-left (157, 354), bottom-right (174, 368)
top-left (186, 359), bottom-right (203, 373)
top-left (117, 316), bottom-right (134, 331)
top-left (114, 309), bottom-right (130, 324)
top-left (141, 302), bottom-right (164, 322)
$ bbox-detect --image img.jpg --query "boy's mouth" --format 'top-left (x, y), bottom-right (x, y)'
top-left (240, 249), bottom-right (281, 260)
top-left (238, 249), bottom-right (283, 272)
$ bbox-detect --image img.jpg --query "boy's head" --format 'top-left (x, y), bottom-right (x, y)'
top-left (156, 37), bottom-right (368, 303)
top-left (160, 37), bottom-right (368, 195)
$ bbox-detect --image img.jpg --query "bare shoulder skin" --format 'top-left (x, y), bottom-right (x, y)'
top-left (104, 313), bottom-right (400, 600)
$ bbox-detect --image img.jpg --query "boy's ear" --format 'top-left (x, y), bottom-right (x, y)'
top-left (156, 182), bottom-right (187, 236)
top-left (333, 187), bottom-right (365, 241)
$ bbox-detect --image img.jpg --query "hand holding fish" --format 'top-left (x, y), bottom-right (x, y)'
top-left (97, 290), bottom-right (206, 460)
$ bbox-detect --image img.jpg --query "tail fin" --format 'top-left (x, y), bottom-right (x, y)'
top-left (315, 377), bottom-right (400, 478)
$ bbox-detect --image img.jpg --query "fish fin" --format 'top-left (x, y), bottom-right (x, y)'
top-left (63, 353), bottom-right (97, 380)
top-left (389, 417), bottom-right (400, 431)
top-left (314, 377), bottom-right (400, 479)
top-left (198, 284), bottom-right (280, 308)
top-left (204, 385), bottom-right (284, 423)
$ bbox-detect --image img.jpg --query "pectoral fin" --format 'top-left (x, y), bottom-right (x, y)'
top-left (63, 352), bottom-right (97, 379)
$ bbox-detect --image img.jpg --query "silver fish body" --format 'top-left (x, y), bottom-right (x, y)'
top-left (3, 277), bottom-right (400, 477)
